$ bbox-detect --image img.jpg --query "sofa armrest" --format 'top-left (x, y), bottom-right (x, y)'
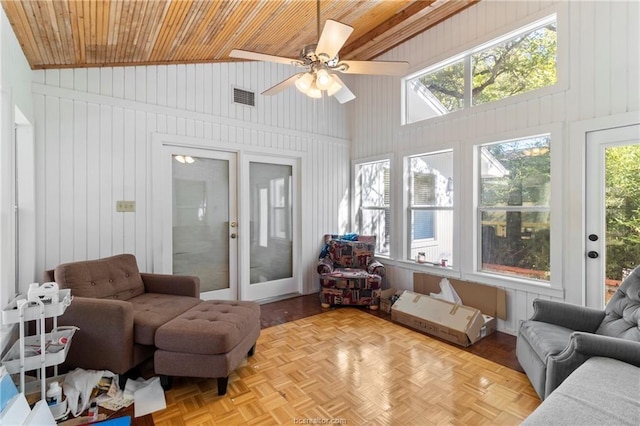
top-left (530, 299), bottom-right (605, 332)
top-left (140, 273), bottom-right (200, 297)
top-left (545, 332), bottom-right (640, 398)
top-left (317, 257), bottom-right (334, 274)
top-left (57, 297), bottom-right (135, 374)
top-left (367, 259), bottom-right (386, 277)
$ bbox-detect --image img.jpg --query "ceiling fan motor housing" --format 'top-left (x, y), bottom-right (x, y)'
top-left (300, 44), bottom-right (339, 68)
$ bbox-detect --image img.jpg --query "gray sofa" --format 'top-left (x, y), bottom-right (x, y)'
top-left (522, 356), bottom-right (640, 425)
top-left (517, 266), bottom-right (640, 400)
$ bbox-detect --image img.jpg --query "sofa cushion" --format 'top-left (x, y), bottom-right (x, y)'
top-left (519, 320), bottom-right (574, 363)
top-left (129, 293), bottom-right (201, 345)
top-left (54, 254), bottom-right (145, 301)
top-left (523, 357), bottom-right (640, 425)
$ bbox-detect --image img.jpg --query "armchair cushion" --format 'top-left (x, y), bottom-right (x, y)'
top-left (596, 269), bottom-right (640, 340)
top-left (129, 293), bottom-right (201, 345)
top-left (54, 254), bottom-right (145, 301)
top-left (326, 238), bottom-right (377, 270)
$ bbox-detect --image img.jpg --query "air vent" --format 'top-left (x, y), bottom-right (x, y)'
top-left (233, 88), bottom-right (255, 107)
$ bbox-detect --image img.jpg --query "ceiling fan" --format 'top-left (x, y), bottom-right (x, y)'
top-left (229, 1), bottom-right (409, 104)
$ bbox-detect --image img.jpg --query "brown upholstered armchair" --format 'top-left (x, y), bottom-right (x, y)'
top-left (44, 254), bottom-right (201, 376)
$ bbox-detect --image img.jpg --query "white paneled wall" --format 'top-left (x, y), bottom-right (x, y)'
top-left (350, 0), bottom-right (640, 334)
top-left (33, 61), bottom-right (351, 295)
top-left (1, 7), bottom-right (35, 354)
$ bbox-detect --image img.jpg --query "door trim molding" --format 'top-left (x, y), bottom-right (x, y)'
top-left (567, 111), bottom-right (640, 305)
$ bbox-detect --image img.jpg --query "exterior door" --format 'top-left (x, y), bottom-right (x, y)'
top-left (240, 155), bottom-right (300, 301)
top-left (585, 124), bottom-right (640, 308)
top-left (167, 147), bottom-right (238, 300)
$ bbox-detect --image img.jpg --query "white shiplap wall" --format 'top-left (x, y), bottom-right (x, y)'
top-left (1, 6), bottom-right (36, 354)
top-left (33, 61), bottom-right (351, 295)
top-left (350, 0), bottom-right (640, 334)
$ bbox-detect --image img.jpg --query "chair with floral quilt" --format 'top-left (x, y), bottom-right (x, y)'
top-left (317, 234), bottom-right (386, 309)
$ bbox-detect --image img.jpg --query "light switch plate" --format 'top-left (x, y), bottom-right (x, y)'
top-left (116, 200), bottom-right (136, 212)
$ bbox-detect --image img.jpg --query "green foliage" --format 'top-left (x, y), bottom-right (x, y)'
top-left (419, 23), bottom-right (557, 110)
top-left (419, 61), bottom-right (464, 111)
top-left (480, 137), bottom-right (552, 278)
top-left (473, 24), bottom-right (557, 105)
top-left (605, 144), bottom-right (640, 280)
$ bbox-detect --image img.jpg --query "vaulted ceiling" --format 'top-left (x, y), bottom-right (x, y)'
top-left (1, 0), bottom-right (477, 70)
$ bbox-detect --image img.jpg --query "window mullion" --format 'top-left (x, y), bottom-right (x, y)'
top-left (464, 55), bottom-right (472, 109)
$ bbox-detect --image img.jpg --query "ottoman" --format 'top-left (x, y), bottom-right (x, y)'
top-left (154, 300), bottom-right (261, 395)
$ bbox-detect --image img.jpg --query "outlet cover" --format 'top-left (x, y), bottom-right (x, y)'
top-left (116, 200), bottom-right (136, 212)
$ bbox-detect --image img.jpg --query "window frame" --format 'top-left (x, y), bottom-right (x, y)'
top-left (463, 124), bottom-right (564, 293)
top-left (404, 149), bottom-right (455, 267)
top-left (353, 157), bottom-right (392, 257)
top-left (402, 9), bottom-right (566, 126)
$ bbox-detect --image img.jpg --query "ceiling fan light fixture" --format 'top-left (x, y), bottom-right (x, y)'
top-left (295, 72), bottom-right (314, 94)
top-left (315, 69), bottom-right (333, 90)
top-left (307, 82), bottom-right (322, 98)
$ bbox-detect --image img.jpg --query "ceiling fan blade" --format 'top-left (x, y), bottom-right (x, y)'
top-left (331, 75), bottom-right (356, 104)
top-left (315, 20), bottom-right (354, 61)
top-left (338, 60), bottom-right (410, 76)
top-left (230, 49), bottom-right (303, 66)
top-left (262, 73), bottom-right (304, 96)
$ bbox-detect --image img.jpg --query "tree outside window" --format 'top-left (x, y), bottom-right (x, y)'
top-left (478, 135), bottom-right (551, 280)
top-left (355, 160), bottom-right (390, 255)
top-left (405, 15), bottom-right (557, 123)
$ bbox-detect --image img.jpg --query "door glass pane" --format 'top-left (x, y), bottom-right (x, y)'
top-left (604, 143), bottom-right (640, 303)
top-left (172, 156), bottom-right (229, 292)
top-left (249, 162), bottom-right (292, 284)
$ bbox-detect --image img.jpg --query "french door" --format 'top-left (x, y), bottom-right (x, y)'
top-left (157, 142), bottom-right (301, 302)
top-left (240, 155), bottom-right (300, 301)
top-left (164, 146), bottom-right (238, 300)
top-left (585, 124), bottom-right (640, 308)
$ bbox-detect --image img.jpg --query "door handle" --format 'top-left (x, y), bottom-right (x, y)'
top-left (587, 251), bottom-right (599, 259)
top-left (588, 234), bottom-right (598, 241)
top-left (230, 233), bottom-right (237, 239)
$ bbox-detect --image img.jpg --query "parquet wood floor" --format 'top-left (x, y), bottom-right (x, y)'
top-left (152, 308), bottom-right (540, 425)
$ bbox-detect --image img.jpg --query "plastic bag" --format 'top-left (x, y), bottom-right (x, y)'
top-left (429, 278), bottom-right (462, 304)
top-left (62, 368), bottom-right (112, 417)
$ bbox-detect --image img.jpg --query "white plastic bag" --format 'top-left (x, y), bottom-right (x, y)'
top-left (429, 278), bottom-right (462, 304)
top-left (62, 368), bottom-right (111, 417)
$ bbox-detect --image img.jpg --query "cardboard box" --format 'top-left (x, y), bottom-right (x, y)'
top-left (379, 288), bottom-right (403, 313)
top-left (389, 273), bottom-right (507, 347)
top-left (391, 291), bottom-right (490, 346)
top-left (413, 273), bottom-right (507, 323)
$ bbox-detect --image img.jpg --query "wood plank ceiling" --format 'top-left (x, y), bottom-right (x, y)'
top-left (1, 0), bottom-right (477, 70)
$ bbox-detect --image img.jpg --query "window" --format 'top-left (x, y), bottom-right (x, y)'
top-left (355, 160), bottom-right (390, 255)
top-left (406, 151), bottom-right (453, 265)
top-left (478, 135), bottom-right (551, 281)
top-left (405, 15), bottom-right (557, 124)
